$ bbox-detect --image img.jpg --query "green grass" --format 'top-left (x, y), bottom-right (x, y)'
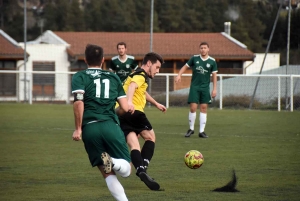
top-left (0, 104), bottom-right (299, 201)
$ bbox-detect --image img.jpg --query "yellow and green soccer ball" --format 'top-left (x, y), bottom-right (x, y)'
top-left (184, 150), bottom-right (204, 169)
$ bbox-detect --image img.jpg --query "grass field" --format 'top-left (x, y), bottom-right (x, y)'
top-left (0, 104), bottom-right (299, 201)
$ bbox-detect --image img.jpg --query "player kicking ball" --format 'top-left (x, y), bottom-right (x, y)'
top-left (116, 52), bottom-right (166, 191)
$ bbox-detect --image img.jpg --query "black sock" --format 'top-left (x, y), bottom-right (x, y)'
top-left (141, 140), bottom-right (155, 167)
top-left (130, 149), bottom-right (145, 174)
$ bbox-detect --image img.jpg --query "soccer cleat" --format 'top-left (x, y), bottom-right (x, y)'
top-left (101, 152), bottom-right (113, 174)
top-left (185, 129), bottom-right (194, 137)
top-left (139, 172), bottom-right (160, 191)
top-left (199, 132), bottom-right (208, 138)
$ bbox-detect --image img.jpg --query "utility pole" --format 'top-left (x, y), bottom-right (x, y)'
top-left (148, 0), bottom-right (154, 107)
top-left (24, 0), bottom-right (27, 102)
top-left (285, 0), bottom-right (291, 110)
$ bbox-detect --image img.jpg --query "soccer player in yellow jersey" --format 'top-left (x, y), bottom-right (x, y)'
top-left (117, 52), bottom-right (166, 191)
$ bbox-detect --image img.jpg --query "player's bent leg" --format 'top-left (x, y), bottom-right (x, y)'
top-left (111, 157), bottom-right (131, 177)
top-left (101, 152), bottom-right (131, 177)
top-left (101, 152), bottom-right (113, 174)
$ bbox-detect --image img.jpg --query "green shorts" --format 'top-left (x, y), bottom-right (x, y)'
top-left (82, 120), bottom-right (131, 167)
top-left (188, 86), bottom-right (211, 104)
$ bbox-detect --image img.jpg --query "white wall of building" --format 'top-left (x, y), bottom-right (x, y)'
top-left (244, 53), bottom-right (280, 74)
top-left (17, 43), bottom-right (70, 102)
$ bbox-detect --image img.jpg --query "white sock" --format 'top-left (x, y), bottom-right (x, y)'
top-left (112, 158), bottom-right (131, 178)
top-left (189, 112), bottom-right (196, 130)
top-left (105, 175), bottom-right (128, 201)
top-left (199, 112), bottom-right (207, 133)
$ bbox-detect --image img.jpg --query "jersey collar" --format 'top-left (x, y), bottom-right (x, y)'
top-left (88, 67), bottom-right (102, 70)
top-left (118, 55), bottom-right (128, 63)
top-left (200, 55), bottom-right (209, 61)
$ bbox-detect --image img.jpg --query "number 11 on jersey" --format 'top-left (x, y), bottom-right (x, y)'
top-left (94, 78), bottom-right (110, 98)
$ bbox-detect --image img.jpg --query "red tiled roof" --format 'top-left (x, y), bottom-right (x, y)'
top-left (0, 33), bottom-right (26, 60)
top-left (54, 32), bottom-right (255, 61)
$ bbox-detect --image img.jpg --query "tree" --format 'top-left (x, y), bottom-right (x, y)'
top-left (1, 0), bottom-right (25, 42)
top-left (180, 0), bottom-right (207, 32)
top-left (230, 0), bottom-right (266, 52)
top-left (83, 0), bottom-right (103, 31)
top-left (65, 0), bottom-right (85, 31)
top-left (290, 8), bottom-right (300, 50)
top-left (156, 0), bottom-right (184, 32)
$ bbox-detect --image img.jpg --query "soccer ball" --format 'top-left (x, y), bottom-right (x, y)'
top-left (184, 150), bottom-right (204, 169)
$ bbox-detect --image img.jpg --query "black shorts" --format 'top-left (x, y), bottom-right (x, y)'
top-left (119, 110), bottom-right (153, 136)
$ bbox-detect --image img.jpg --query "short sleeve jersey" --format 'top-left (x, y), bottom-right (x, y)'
top-left (110, 55), bottom-right (139, 82)
top-left (186, 55), bottom-right (218, 88)
top-left (122, 68), bottom-right (148, 113)
top-left (71, 68), bottom-right (126, 126)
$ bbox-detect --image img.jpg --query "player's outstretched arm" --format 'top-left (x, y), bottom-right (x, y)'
top-left (145, 92), bottom-right (167, 113)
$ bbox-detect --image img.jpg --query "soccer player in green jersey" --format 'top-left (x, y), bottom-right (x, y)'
top-left (72, 44), bottom-right (132, 201)
top-left (175, 42), bottom-right (218, 138)
top-left (116, 52), bottom-right (166, 191)
top-left (110, 42), bottom-right (139, 82)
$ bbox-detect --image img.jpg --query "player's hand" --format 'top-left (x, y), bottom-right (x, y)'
top-left (211, 90), bottom-right (217, 98)
top-left (72, 129), bottom-right (82, 141)
top-left (128, 102), bottom-right (135, 114)
top-left (175, 76), bottom-right (181, 83)
top-left (156, 103), bottom-right (167, 113)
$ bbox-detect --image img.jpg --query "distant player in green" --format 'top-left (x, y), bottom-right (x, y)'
top-left (72, 44), bottom-right (131, 201)
top-left (175, 42), bottom-right (218, 138)
top-left (110, 42), bottom-right (139, 82)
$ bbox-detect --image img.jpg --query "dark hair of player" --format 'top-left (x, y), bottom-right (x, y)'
top-left (199, 42), bottom-right (209, 48)
top-left (85, 44), bottom-right (103, 66)
top-left (117, 42), bottom-right (127, 49)
top-left (142, 52), bottom-right (164, 65)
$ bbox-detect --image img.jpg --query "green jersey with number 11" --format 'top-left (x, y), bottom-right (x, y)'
top-left (71, 68), bottom-right (126, 126)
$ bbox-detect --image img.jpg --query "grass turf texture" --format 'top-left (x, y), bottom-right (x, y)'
top-left (0, 104), bottom-right (299, 201)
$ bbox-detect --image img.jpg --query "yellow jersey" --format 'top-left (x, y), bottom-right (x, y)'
top-left (123, 69), bottom-right (148, 112)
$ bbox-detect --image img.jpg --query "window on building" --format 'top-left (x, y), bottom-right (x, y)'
top-left (0, 60), bottom-right (17, 96)
top-left (176, 60), bottom-right (187, 69)
top-left (70, 60), bottom-right (87, 71)
top-left (33, 62), bottom-right (55, 96)
top-left (163, 61), bottom-right (173, 69)
top-left (217, 61), bottom-right (243, 68)
top-left (104, 60), bottom-right (111, 70)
